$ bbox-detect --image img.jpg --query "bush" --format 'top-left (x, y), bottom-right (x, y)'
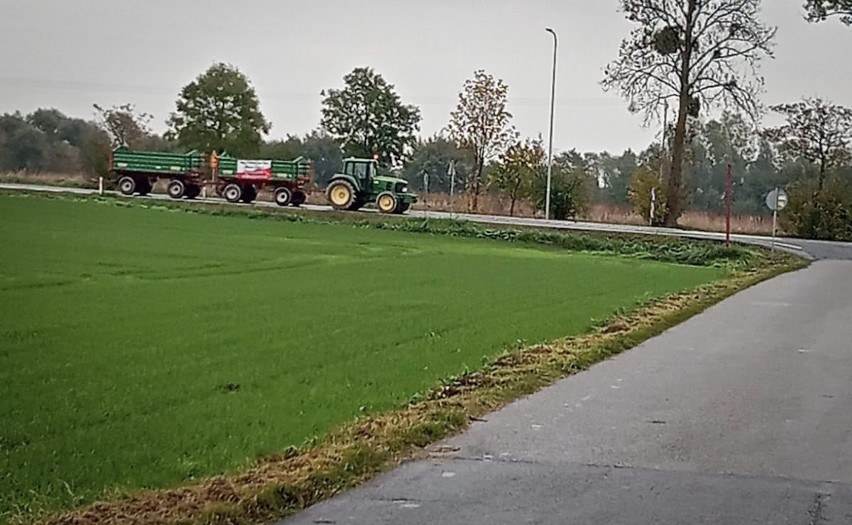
top-left (781, 176), bottom-right (852, 241)
top-left (533, 167), bottom-right (590, 220)
top-left (628, 166), bottom-right (667, 226)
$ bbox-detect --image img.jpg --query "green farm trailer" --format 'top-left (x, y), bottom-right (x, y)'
top-left (109, 147), bottom-right (311, 206)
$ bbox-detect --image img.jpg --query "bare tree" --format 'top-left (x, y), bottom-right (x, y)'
top-left (804, 0), bottom-right (852, 24)
top-left (603, 0), bottom-right (776, 226)
top-left (93, 103), bottom-right (153, 148)
top-left (764, 97), bottom-right (852, 191)
top-left (447, 70), bottom-right (517, 212)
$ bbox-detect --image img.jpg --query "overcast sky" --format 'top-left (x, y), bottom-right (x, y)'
top-left (1, 0), bottom-right (850, 154)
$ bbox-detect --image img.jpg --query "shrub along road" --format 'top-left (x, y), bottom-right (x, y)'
top-left (284, 252), bottom-right (852, 523)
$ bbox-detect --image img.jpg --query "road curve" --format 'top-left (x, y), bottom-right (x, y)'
top-left (2, 182), bottom-right (850, 260)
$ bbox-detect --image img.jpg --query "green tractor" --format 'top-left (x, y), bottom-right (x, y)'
top-left (326, 158), bottom-right (417, 214)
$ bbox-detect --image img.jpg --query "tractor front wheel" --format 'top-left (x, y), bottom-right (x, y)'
top-left (376, 192), bottom-right (398, 214)
top-left (395, 202), bottom-right (411, 214)
top-left (327, 181), bottom-right (356, 210)
top-left (118, 176), bottom-right (136, 196)
top-left (223, 183), bottom-right (242, 203)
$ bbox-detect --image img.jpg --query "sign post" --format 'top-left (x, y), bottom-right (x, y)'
top-left (650, 187), bottom-right (656, 226)
top-left (765, 187), bottom-right (788, 252)
top-left (448, 160), bottom-right (456, 203)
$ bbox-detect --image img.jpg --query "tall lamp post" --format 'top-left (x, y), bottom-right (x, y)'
top-left (545, 28), bottom-right (558, 220)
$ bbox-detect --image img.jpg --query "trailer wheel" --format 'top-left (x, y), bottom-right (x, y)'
top-left (137, 180), bottom-right (153, 196)
top-left (167, 179), bottom-right (185, 199)
top-left (273, 187), bottom-right (292, 206)
top-left (291, 190), bottom-right (307, 207)
top-left (376, 192), bottom-right (398, 214)
top-left (184, 185), bottom-right (201, 200)
top-left (241, 185), bottom-right (257, 203)
top-left (118, 176), bottom-right (136, 196)
top-left (327, 181), bottom-right (356, 210)
top-left (223, 183), bottom-right (242, 203)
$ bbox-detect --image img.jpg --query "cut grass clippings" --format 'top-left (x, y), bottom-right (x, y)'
top-left (0, 190), bottom-right (807, 525)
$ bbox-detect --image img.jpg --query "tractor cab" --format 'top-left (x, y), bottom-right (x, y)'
top-left (326, 158), bottom-right (417, 214)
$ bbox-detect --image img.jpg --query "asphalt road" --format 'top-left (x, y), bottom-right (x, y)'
top-left (283, 259), bottom-right (852, 524)
top-left (3, 182), bottom-right (851, 260)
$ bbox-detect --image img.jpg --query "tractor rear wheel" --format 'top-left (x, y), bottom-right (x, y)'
top-left (223, 183), bottom-right (242, 203)
top-left (376, 192), bottom-right (398, 214)
top-left (291, 190), bottom-right (307, 207)
top-left (274, 187), bottom-right (292, 207)
top-left (167, 179), bottom-right (185, 199)
top-left (118, 176), bottom-right (136, 196)
top-left (327, 181), bottom-right (356, 210)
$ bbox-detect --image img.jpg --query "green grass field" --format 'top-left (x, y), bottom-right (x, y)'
top-left (0, 194), bottom-right (724, 518)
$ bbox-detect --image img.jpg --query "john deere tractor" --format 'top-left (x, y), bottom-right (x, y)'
top-left (326, 158), bottom-right (417, 214)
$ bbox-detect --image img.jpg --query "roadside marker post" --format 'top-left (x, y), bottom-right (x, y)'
top-left (725, 163), bottom-right (732, 247)
top-left (650, 187), bottom-right (656, 226)
top-left (766, 187), bottom-right (788, 252)
top-left (98, 176), bottom-right (104, 196)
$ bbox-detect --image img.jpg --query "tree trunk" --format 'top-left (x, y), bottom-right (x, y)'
top-left (470, 158), bottom-right (483, 212)
top-left (664, 0), bottom-right (697, 228)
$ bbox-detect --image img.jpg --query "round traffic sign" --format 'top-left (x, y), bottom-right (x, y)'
top-left (766, 188), bottom-right (788, 211)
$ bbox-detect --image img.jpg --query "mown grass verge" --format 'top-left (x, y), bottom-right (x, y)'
top-left (0, 190), bottom-right (807, 525)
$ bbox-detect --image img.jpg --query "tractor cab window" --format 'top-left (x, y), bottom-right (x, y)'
top-left (352, 162), bottom-right (369, 180)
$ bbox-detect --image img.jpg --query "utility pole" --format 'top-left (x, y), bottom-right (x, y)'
top-left (545, 27), bottom-right (558, 220)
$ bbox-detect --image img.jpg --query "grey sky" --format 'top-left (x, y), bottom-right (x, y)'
top-left (1, 0), bottom-right (850, 154)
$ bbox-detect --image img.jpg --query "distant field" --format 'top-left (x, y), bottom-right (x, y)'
top-left (0, 194), bottom-right (724, 518)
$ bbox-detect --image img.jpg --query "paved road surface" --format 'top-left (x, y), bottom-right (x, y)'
top-left (283, 257), bottom-right (852, 524)
top-left (4, 182), bottom-right (851, 259)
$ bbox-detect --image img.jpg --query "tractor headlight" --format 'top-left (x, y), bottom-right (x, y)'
top-left (401, 186), bottom-right (408, 193)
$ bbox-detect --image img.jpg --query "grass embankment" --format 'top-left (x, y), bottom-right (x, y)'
top-left (0, 192), bottom-right (805, 524)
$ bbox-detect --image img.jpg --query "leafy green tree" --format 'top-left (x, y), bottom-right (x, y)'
top-left (320, 67), bottom-right (421, 167)
top-left (531, 151), bottom-right (593, 220)
top-left (629, 165), bottom-right (668, 225)
top-left (491, 137), bottom-right (545, 216)
top-left (804, 0), bottom-right (852, 24)
top-left (301, 131), bottom-right (344, 185)
top-left (447, 70), bottom-right (518, 212)
top-left (764, 97), bottom-right (852, 192)
top-left (403, 136), bottom-right (471, 193)
top-left (260, 135), bottom-right (304, 160)
top-left (167, 63), bottom-right (270, 157)
top-left (593, 150), bottom-right (638, 205)
top-left (603, 0), bottom-right (776, 226)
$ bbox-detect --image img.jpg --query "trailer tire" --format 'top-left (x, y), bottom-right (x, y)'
top-left (118, 176), bottom-right (136, 196)
top-left (167, 179), bottom-right (185, 199)
top-left (137, 180), bottom-right (153, 196)
top-left (327, 181), bottom-right (356, 210)
top-left (223, 183), bottom-right (242, 203)
top-left (291, 190), bottom-right (307, 207)
top-left (274, 187), bottom-right (292, 207)
top-left (376, 192), bottom-right (398, 214)
top-left (241, 185), bottom-right (257, 203)
top-left (185, 185), bottom-right (201, 200)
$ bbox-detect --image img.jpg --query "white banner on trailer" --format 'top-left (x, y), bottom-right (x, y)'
top-left (236, 160), bottom-right (272, 180)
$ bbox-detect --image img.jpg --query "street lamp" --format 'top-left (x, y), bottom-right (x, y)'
top-left (545, 27), bottom-right (558, 221)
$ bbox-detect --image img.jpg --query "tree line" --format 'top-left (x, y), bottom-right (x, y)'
top-left (1, 0), bottom-right (850, 240)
